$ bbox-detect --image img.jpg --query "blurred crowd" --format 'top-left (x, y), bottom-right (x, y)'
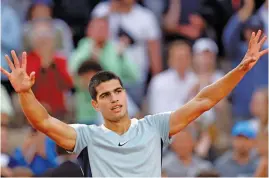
top-left (1, 0), bottom-right (268, 177)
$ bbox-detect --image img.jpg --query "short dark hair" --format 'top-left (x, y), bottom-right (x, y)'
top-left (88, 71), bottom-right (123, 100)
top-left (77, 60), bottom-right (102, 76)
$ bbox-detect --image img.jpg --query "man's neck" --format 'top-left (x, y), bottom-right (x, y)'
top-left (233, 151), bottom-right (250, 165)
top-left (104, 115), bottom-right (131, 135)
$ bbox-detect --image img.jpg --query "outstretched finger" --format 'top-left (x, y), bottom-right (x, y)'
top-left (11, 50), bottom-right (20, 68)
top-left (254, 30), bottom-right (262, 43)
top-left (4, 55), bottom-right (15, 71)
top-left (30, 71), bottom-right (36, 84)
top-left (21, 52), bottom-right (27, 70)
top-left (259, 48), bottom-right (269, 57)
top-left (0, 67), bottom-right (11, 78)
top-left (258, 35), bottom-right (267, 49)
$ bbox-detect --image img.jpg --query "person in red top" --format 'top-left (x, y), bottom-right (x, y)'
top-left (25, 19), bottom-right (73, 119)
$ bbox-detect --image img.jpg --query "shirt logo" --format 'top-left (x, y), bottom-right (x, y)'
top-left (118, 141), bottom-right (128, 146)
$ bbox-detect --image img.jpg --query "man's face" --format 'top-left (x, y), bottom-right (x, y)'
top-left (171, 131), bottom-right (194, 157)
top-left (232, 136), bottom-right (253, 156)
top-left (169, 44), bottom-right (191, 73)
top-left (193, 51), bottom-right (216, 73)
top-left (88, 18), bottom-right (109, 43)
top-left (92, 79), bottom-right (128, 121)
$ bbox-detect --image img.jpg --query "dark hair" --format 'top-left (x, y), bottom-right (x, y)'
top-left (88, 71), bottom-right (123, 100)
top-left (77, 60), bottom-right (102, 76)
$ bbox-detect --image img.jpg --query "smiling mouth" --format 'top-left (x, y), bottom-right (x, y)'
top-left (111, 105), bottom-right (123, 111)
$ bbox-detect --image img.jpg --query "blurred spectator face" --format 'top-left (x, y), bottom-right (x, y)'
top-left (250, 88), bottom-right (268, 120)
top-left (232, 136), bottom-right (253, 156)
top-left (31, 21), bottom-right (55, 55)
top-left (171, 130), bottom-right (195, 158)
top-left (193, 38), bottom-right (218, 74)
top-left (168, 42), bottom-right (191, 74)
top-left (31, 4), bottom-right (52, 20)
top-left (87, 18), bottom-right (109, 43)
top-left (193, 51), bottom-right (216, 74)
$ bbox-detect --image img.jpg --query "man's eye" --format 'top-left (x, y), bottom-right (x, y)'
top-left (115, 90), bottom-right (122, 94)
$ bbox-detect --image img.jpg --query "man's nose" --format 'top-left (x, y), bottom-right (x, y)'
top-left (110, 93), bottom-right (119, 103)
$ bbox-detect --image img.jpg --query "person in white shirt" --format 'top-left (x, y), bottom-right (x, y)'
top-left (147, 40), bottom-right (198, 114)
top-left (92, 0), bottom-right (162, 106)
top-left (191, 38), bottom-right (226, 128)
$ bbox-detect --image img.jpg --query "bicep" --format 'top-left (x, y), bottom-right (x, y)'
top-left (41, 116), bottom-right (77, 151)
top-left (169, 97), bottom-right (210, 136)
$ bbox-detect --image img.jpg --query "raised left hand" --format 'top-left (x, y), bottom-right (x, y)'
top-left (239, 30), bottom-right (268, 72)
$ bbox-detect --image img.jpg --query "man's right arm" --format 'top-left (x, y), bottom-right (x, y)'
top-left (19, 90), bottom-right (76, 151)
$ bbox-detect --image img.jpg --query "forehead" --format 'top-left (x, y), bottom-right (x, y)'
top-left (95, 79), bottom-right (122, 94)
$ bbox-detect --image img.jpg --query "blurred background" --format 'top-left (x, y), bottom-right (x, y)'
top-left (0, 0), bottom-right (268, 177)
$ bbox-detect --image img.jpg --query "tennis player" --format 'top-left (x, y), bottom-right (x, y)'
top-left (0, 30), bottom-right (268, 177)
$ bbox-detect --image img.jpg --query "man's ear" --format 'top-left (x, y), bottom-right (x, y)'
top-left (92, 99), bottom-right (100, 111)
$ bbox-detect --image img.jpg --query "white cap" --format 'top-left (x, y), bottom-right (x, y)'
top-left (193, 38), bottom-right (219, 54)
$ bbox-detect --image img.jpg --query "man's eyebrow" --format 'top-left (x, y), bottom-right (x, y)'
top-left (98, 87), bottom-right (124, 97)
top-left (114, 87), bottom-right (124, 91)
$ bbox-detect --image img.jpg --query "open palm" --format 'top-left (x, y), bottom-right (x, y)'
top-left (0, 50), bottom-right (35, 93)
top-left (239, 30), bottom-right (268, 71)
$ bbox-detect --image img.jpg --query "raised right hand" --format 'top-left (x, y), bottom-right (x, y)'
top-left (0, 50), bottom-right (35, 93)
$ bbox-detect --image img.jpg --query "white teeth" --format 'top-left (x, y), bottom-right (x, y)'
top-left (112, 106), bottom-right (121, 110)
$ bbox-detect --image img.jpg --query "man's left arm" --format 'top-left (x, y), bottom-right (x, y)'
top-left (169, 30), bottom-right (268, 136)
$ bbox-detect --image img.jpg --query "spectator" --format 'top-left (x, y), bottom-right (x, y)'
top-left (214, 121), bottom-right (258, 177)
top-left (163, 0), bottom-right (207, 43)
top-left (1, 1), bottom-right (21, 95)
top-left (222, 0), bottom-right (268, 119)
top-left (92, 0), bottom-right (163, 105)
top-left (74, 60), bottom-right (103, 125)
top-left (147, 40), bottom-right (197, 114)
top-left (191, 38), bottom-right (226, 128)
top-left (23, 0), bottom-right (74, 57)
top-left (69, 16), bottom-right (138, 86)
top-left (37, 145), bottom-right (83, 177)
top-left (249, 87), bottom-right (268, 133)
top-left (11, 129), bottom-right (58, 176)
top-left (190, 38), bottom-right (231, 161)
top-left (52, 0), bottom-right (100, 46)
top-left (74, 60), bottom-right (139, 125)
top-left (162, 127), bottom-right (213, 177)
top-left (25, 19), bottom-right (73, 120)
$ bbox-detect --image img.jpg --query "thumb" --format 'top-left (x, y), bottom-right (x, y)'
top-left (30, 72), bottom-right (35, 84)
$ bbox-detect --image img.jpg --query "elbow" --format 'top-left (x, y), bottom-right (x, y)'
top-left (196, 97), bottom-right (214, 112)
